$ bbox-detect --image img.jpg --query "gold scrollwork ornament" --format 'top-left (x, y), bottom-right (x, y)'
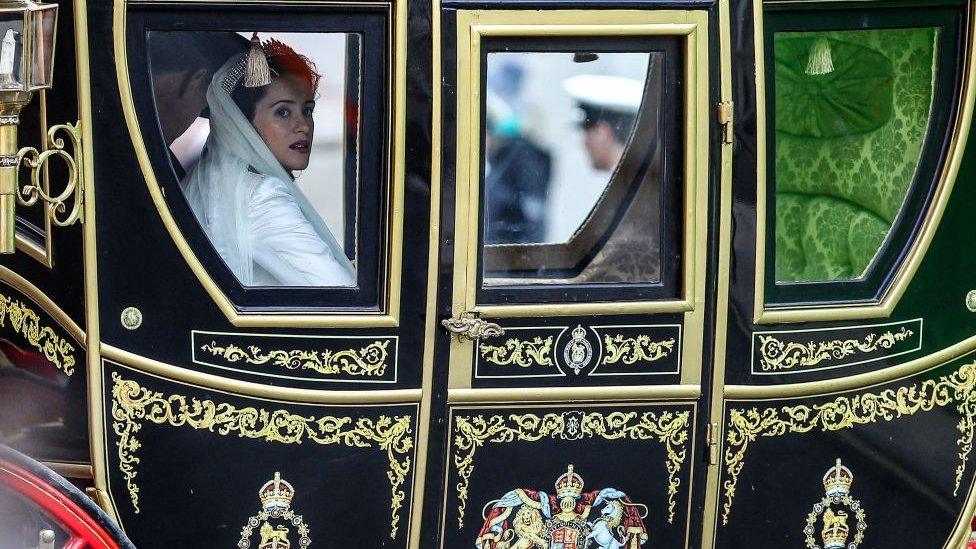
top-left (479, 336), bottom-right (554, 367)
top-left (601, 334), bottom-right (676, 365)
top-left (0, 292), bottom-right (74, 375)
top-left (16, 122), bottom-right (84, 227)
top-left (200, 339), bottom-right (391, 377)
top-left (757, 327), bottom-right (913, 372)
top-left (721, 361), bottom-right (976, 525)
top-left (110, 373), bottom-right (413, 538)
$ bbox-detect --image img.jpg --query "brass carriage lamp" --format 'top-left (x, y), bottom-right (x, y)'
top-left (0, 0), bottom-right (80, 254)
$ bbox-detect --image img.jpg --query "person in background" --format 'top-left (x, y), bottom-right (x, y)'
top-left (483, 91), bottom-right (552, 244)
top-left (149, 32), bottom-right (248, 177)
top-left (563, 74), bottom-right (643, 173)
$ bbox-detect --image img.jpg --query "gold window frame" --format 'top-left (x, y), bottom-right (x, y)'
top-left (114, 0), bottom-right (407, 328)
top-left (751, 0), bottom-right (975, 325)
top-left (452, 9), bottom-right (710, 319)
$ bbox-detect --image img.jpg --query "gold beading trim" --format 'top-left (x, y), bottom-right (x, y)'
top-left (721, 361), bottom-right (976, 525)
top-left (757, 327), bottom-right (914, 372)
top-left (199, 340), bottom-right (391, 377)
top-left (478, 336), bottom-right (554, 367)
top-left (453, 410), bottom-right (690, 528)
top-left (601, 335), bottom-right (676, 365)
top-left (110, 373), bottom-right (413, 538)
top-left (0, 292), bottom-right (75, 376)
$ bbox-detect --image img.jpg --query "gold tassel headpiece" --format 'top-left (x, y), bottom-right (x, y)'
top-left (244, 32), bottom-right (272, 88)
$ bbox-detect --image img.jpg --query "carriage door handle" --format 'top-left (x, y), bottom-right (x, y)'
top-left (441, 312), bottom-right (504, 341)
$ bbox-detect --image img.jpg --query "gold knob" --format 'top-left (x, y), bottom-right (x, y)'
top-left (441, 312), bottom-right (504, 341)
top-left (120, 306), bottom-right (142, 330)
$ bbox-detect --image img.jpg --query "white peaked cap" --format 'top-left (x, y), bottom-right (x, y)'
top-left (562, 74), bottom-right (645, 113)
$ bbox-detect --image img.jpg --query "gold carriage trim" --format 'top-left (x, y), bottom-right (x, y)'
top-left (721, 360), bottom-right (976, 525)
top-left (601, 335), bottom-right (676, 365)
top-left (479, 336), bottom-right (554, 367)
top-left (453, 409), bottom-right (690, 528)
top-left (0, 292), bottom-right (75, 376)
top-left (110, 373), bottom-right (413, 538)
top-left (756, 326), bottom-right (914, 372)
top-left (199, 339), bottom-right (391, 377)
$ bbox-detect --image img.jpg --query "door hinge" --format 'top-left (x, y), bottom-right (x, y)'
top-left (717, 101), bottom-right (734, 145)
top-left (705, 422), bottom-right (721, 465)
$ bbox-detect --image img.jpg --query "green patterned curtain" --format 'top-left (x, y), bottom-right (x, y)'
top-left (773, 27), bottom-right (937, 282)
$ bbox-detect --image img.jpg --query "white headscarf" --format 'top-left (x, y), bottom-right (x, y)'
top-left (181, 54), bottom-right (355, 286)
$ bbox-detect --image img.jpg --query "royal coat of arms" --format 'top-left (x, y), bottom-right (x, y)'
top-left (803, 459), bottom-right (867, 549)
top-left (475, 464), bottom-right (649, 549)
top-left (238, 472), bottom-right (312, 549)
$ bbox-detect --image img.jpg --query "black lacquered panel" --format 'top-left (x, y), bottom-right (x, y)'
top-left (102, 361), bottom-right (418, 548)
top-left (441, 401), bottom-right (696, 548)
top-left (715, 353), bottom-right (976, 548)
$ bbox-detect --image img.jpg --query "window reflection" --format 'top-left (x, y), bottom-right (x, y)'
top-left (481, 51), bottom-right (664, 286)
top-left (149, 31), bottom-right (359, 287)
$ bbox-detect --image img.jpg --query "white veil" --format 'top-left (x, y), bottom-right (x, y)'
top-left (181, 54), bottom-right (355, 286)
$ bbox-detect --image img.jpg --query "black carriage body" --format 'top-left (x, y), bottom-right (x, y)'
top-left (1, 0), bottom-right (976, 547)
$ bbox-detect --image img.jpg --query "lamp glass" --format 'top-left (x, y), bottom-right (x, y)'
top-left (29, 4), bottom-right (54, 88)
top-left (0, 13), bottom-right (25, 91)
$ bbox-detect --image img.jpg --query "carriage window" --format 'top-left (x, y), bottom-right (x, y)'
top-left (149, 31), bottom-right (363, 288)
top-left (770, 26), bottom-right (938, 283)
top-left (480, 45), bottom-right (679, 293)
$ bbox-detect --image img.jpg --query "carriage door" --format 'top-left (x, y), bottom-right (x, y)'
top-left (433, 6), bottom-right (724, 547)
top-left (86, 0), bottom-right (435, 547)
top-left (706, 1), bottom-right (976, 548)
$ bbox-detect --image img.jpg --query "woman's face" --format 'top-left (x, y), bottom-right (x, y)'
top-left (251, 75), bottom-right (316, 171)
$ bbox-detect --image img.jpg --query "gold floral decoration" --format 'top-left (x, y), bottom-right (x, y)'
top-left (453, 409), bottom-right (689, 528)
top-left (0, 292), bottom-right (75, 376)
top-left (601, 335), bottom-right (676, 365)
top-left (479, 336), bottom-right (554, 367)
top-left (110, 373), bottom-right (413, 538)
top-left (721, 361), bottom-right (976, 525)
top-left (200, 339), bottom-right (390, 377)
top-left (757, 327), bottom-right (913, 372)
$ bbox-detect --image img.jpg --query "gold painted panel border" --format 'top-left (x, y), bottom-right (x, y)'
top-left (752, 1), bottom-right (976, 324)
top-left (750, 317), bottom-right (922, 376)
top-left (439, 401), bottom-right (697, 549)
top-left (103, 362), bottom-right (418, 540)
top-left (113, 0), bottom-right (407, 328)
top-left (191, 329), bottom-right (399, 384)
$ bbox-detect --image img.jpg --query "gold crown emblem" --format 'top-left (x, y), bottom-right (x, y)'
top-left (555, 464), bottom-right (585, 499)
top-left (571, 325), bottom-right (587, 340)
top-left (259, 472), bottom-right (295, 512)
top-left (821, 508), bottom-right (849, 549)
top-left (822, 459), bottom-right (853, 497)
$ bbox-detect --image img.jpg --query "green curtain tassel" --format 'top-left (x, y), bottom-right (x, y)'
top-left (805, 38), bottom-right (835, 76)
top-left (243, 32), bottom-right (272, 88)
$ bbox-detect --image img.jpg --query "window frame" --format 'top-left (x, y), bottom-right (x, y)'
top-left (451, 9), bottom-right (710, 319)
top-left (753, 1), bottom-right (967, 323)
top-left (119, 1), bottom-right (407, 327)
